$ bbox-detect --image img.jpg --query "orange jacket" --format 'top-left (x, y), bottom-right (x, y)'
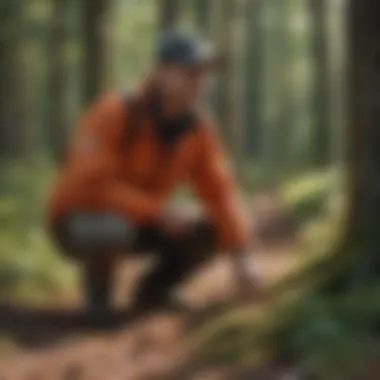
top-left (47, 92), bottom-right (248, 249)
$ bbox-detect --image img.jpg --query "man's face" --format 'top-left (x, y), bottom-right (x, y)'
top-left (154, 64), bottom-right (209, 114)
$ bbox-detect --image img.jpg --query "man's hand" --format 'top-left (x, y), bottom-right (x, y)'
top-left (158, 207), bottom-right (193, 236)
top-left (232, 250), bottom-right (266, 302)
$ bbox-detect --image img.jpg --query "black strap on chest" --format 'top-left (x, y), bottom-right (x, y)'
top-left (121, 92), bottom-right (199, 152)
top-left (121, 92), bottom-right (142, 151)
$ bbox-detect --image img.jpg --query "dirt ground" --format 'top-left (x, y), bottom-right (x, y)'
top-left (0, 247), bottom-right (299, 380)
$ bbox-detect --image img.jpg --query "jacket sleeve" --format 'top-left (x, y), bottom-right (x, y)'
top-left (53, 95), bottom-right (160, 222)
top-left (189, 124), bottom-right (249, 249)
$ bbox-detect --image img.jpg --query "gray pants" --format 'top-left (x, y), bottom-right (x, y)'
top-left (51, 213), bottom-right (217, 312)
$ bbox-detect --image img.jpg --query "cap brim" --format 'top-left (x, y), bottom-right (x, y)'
top-left (187, 52), bottom-right (224, 71)
top-left (157, 36), bottom-right (224, 70)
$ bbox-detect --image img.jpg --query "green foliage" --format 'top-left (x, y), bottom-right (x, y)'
top-left (198, 283), bottom-right (380, 379)
top-left (269, 285), bottom-right (380, 380)
top-left (282, 170), bottom-right (335, 206)
top-left (281, 170), bottom-right (343, 245)
top-left (0, 160), bottom-right (76, 301)
top-left (195, 167), bottom-right (358, 378)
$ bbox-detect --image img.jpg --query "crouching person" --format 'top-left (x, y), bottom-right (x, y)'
top-left (46, 31), bottom-right (261, 315)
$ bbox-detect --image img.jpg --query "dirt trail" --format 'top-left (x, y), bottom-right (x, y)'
top-left (0, 248), bottom-right (298, 380)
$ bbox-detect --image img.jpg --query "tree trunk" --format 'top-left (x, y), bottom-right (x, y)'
top-left (310, 0), bottom-right (331, 167)
top-left (273, 1), bottom-right (294, 170)
top-left (344, 0), bottom-right (380, 247)
top-left (82, 0), bottom-right (109, 107)
top-left (260, 0), bottom-right (295, 176)
top-left (158, 0), bottom-right (180, 34)
top-left (0, 1), bottom-right (29, 159)
top-left (194, 0), bottom-right (211, 36)
top-left (244, 0), bottom-right (264, 159)
top-left (46, 0), bottom-right (70, 164)
top-left (216, 0), bottom-right (240, 167)
top-left (0, 1), bottom-right (15, 158)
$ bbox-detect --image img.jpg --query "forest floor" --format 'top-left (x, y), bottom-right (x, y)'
top-left (0, 245), bottom-right (301, 380)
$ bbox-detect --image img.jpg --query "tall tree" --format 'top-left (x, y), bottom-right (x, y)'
top-left (46, 0), bottom-right (70, 163)
top-left (310, 0), bottom-right (331, 166)
top-left (244, 0), bottom-right (264, 159)
top-left (11, 5), bottom-right (30, 159)
top-left (158, 0), bottom-right (180, 33)
top-left (194, 0), bottom-right (211, 36)
top-left (274, 0), bottom-right (295, 170)
top-left (260, 0), bottom-right (296, 176)
top-left (0, 1), bottom-right (15, 158)
top-left (81, 0), bottom-right (109, 106)
top-left (344, 0), bottom-right (380, 245)
top-left (0, 1), bottom-right (29, 159)
top-left (216, 0), bottom-right (241, 168)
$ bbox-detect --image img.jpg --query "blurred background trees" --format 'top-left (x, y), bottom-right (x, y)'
top-left (0, 0), bottom-right (346, 173)
top-left (159, 0), bottom-right (180, 32)
top-left (0, 0), bottom-right (347, 299)
top-left (196, 3), bottom-right (380, 379)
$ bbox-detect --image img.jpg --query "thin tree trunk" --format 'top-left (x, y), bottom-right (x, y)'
top-left (0, 1), bottom-right (14, 158)
top-left (82, 0), bottom-right (109, 106)
top-left (158, 0), bottom-right (180, 34)
top-left (310, 0), bottom-right (331, 166)
top-left (261, 0), bottom-right (295, 175)
top-left (217, 0), bottom-right (240, 167)
top-left (46, 0), bottom-right (70, 164)
top-left (0, 1), bottom-right (28, 159)
top-left (194, 0), bottom-right (211, 36)
top-left (11, 5), bottom-right (30, 159)
top-left (274, 1), bottom-right (294, 170)
top-left (244, 0), bottom-right (264, 159)
top-left (13, 40), bottom-right (31, 159)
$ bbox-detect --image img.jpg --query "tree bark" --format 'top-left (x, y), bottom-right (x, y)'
top-left (274, 1), bottom-right (294, 169)
top-left (158, 0), bottom-right (180, 34)
top-left (0, 1), bottom-right (29, 159)
top-left (216, 0), bottom-right (240, 167)
top-left (244, 0), bottom-right (264, 159)
top-left (0, 1), bottom-right (15, 158)
top-left (46, 0), bottom-right (70, 164)
top-left (82, 0), bottom-right (109, 107)
top-left (194, 0), bottom-right (211, 36)
top-left (310, 0), bottom-right (331, 166)
top-left (344, 0), bottom-right (380, 248)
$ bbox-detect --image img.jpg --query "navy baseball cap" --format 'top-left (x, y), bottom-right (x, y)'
top-left (156, 30), bottom-right (220, 69)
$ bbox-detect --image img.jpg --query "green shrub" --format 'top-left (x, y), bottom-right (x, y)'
top-left (0, 160), bottom-right (76, 301)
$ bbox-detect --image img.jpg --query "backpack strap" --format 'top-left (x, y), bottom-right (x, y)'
top-left (121, 90), bottom-right (201, 152)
